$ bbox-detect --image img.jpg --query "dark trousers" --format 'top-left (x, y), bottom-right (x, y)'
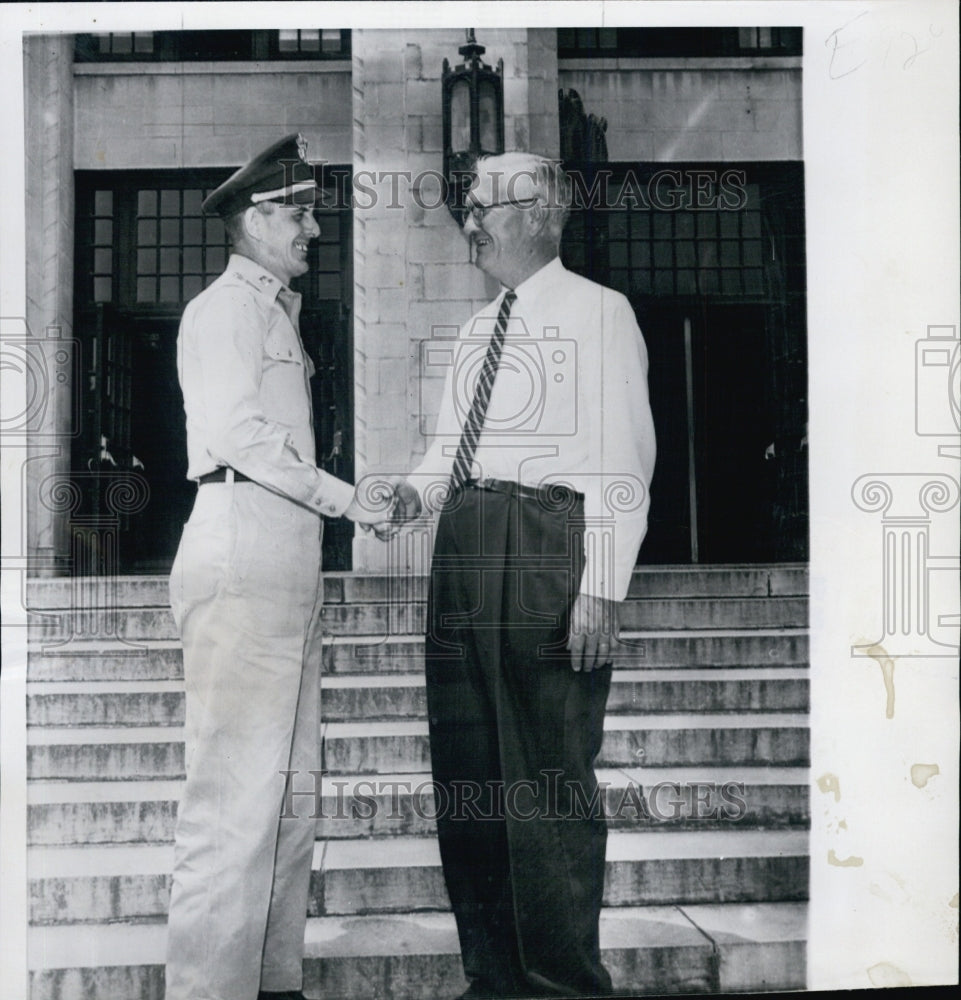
top-left (425, 483), bottom-right (613, 999)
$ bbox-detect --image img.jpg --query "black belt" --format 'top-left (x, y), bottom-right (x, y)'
top-left (461, 478), bottom-right (583, 504)
top-left (197, 467), bottom-right (252, 485)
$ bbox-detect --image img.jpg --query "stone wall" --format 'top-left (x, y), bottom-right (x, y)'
top-left (24, 34), bottom-right (76, 575)
top-left (559, 58), bottom-right (802, 161)
top-left (73, 62), bottom-right (353, 168)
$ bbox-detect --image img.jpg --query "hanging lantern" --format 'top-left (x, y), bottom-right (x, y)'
top-left (442, 29), bottom-right (505, 224)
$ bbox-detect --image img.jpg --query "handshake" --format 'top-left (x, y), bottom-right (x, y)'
top-left (343, 475), bottom-right (423, 541)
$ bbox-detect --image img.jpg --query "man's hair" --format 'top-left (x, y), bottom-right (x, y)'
top-left (223, 201), bottom-right (276, 248)
top-left (475, 152), bottom-right (572, 244)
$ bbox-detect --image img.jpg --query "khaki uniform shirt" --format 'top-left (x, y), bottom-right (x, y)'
top-left (177, 253), bottom-right (355, 517)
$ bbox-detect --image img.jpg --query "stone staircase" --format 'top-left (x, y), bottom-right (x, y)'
top-left (25, 565), bottom-right (809, 999)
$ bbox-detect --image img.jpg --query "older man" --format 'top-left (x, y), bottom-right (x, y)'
top-left (396, 153), bottom-right (656, 998)
top-left (166, 134), bottom-right (391, 1000)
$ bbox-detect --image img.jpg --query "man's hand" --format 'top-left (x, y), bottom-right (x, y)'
top-left (343, 481), bottom-right (397, 540)
top-left (343, 476), bottom-right (421, 542)
top-left (343, 492), bottom-right (391, 526)
top-left (391, 478), bottom-right (422, 524)
top-left (567, 594), bottom-right (619, 672)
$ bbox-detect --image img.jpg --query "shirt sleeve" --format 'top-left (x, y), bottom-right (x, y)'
top-left (578, 291), bottom-right (657, 602)
top-left (182, 287), bottom-right (356, 517)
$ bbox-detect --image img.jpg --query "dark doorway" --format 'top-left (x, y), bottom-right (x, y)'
top-left (74, 169), bottom-right (355, 574)
top-left (561, 161), bottom-right (808, 564)
top-left (638, 301), bottom-right (776, 564)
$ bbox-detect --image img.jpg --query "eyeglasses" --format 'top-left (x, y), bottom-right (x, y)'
top-left (465, 198), bottom-right (539, 225)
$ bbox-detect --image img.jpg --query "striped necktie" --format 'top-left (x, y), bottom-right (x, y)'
top-left (450, 289), bottom-right (516, 490)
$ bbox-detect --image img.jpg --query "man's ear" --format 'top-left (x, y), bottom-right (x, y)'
top-left (242, 206), bottom-right (263, 242)
top-left (526, 200), bottom-right (550, 238)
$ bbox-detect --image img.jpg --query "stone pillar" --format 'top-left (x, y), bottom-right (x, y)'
top-left (23, 34), bottom-right (76, 577)
top-left (350, 28), bottom-right (559, 573)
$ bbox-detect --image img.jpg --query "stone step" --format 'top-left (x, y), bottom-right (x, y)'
top-left (317, 829), bottom-right (808, 917)
top-left (28, 641), bottom-right (183, 682)
top-left (26, 668), bottom-right (809, 726)
top-left (27, 902), bottom-right (807, 998)
top-left (322, 714), bottom-right (809, 774)
top-left (27, 780), bottom-right (184, 847)
top-left (28, 630), bottom-right (810, 681)
top-left (28, 595), bottom-right (808, 641)
top-left (28, 681), bottom-right (186, 728)
top-left (25, 564), bottom-right (810, 609)
top-left (28, 829), bottom-right (808, 925)
top-left (325, 596), bottom-right (809, 636)
top-left (27, 713), bottom-right (808, 780)
top-left (27, 727), bottom-right (185, 782)
top-left (604, 667), bottom-right (809, 713)
top-left (28, 767), bottom-right (810, 846)
top-left (318, 667), bottom-right (810, 719)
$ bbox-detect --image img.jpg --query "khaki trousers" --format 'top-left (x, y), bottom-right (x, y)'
top-left (166, 482), bottom-right (323, 1000)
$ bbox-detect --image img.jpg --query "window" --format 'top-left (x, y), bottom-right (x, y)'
top-left (90, 32), bottom-right (155, 56)
top-left (557, 27), bottom-right (802, 58)
top-left (561, 164), bottom-right (805, 303)
top-left (133, 188), bottom-right (228, 305)
top-left (89, 189), bottom-right (115, 303)
top-left (736, 27), bottom-right (801, 52)
top-left (275, 29), bottom-right (349, 56)
top-left (74, 30), bottom-right (350, 63)
top-left (600, 177), bottom-right (767, 298)
top-left (76, 169), bottom-right (351, 312)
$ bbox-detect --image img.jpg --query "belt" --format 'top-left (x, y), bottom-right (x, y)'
top-left (197, 467), bottom-right (252, 485)
top-left (462, 478), bottom-right (583, 503)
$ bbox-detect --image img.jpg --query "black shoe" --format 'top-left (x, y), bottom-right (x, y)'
top-left (258, 991), bottom-right (307, 1000)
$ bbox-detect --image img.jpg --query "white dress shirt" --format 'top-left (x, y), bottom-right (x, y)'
top-left (177, 254), bottom-right (356, 517)
top-left (413, 257), bottom-right (656, 602)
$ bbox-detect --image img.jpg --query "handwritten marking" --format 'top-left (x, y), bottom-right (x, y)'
top-left (826, 12), bottom-right (941, 79)
top-left (817, 772), bottom-right (841, 802)
top-left (826, 12), bottom-right (871, 79)
top-left (828, 849), bottom-right (863, 868)
top-left (910, 762), bottom-right (940, 788)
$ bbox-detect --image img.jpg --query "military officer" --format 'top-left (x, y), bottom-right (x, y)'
top-left (166, 134), bottom-right (393, 1000)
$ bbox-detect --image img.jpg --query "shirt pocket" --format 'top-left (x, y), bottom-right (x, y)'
top-left (262, 328), bottom-right (310, 426)
top-left (264, 326), bottom-right (305, 367)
